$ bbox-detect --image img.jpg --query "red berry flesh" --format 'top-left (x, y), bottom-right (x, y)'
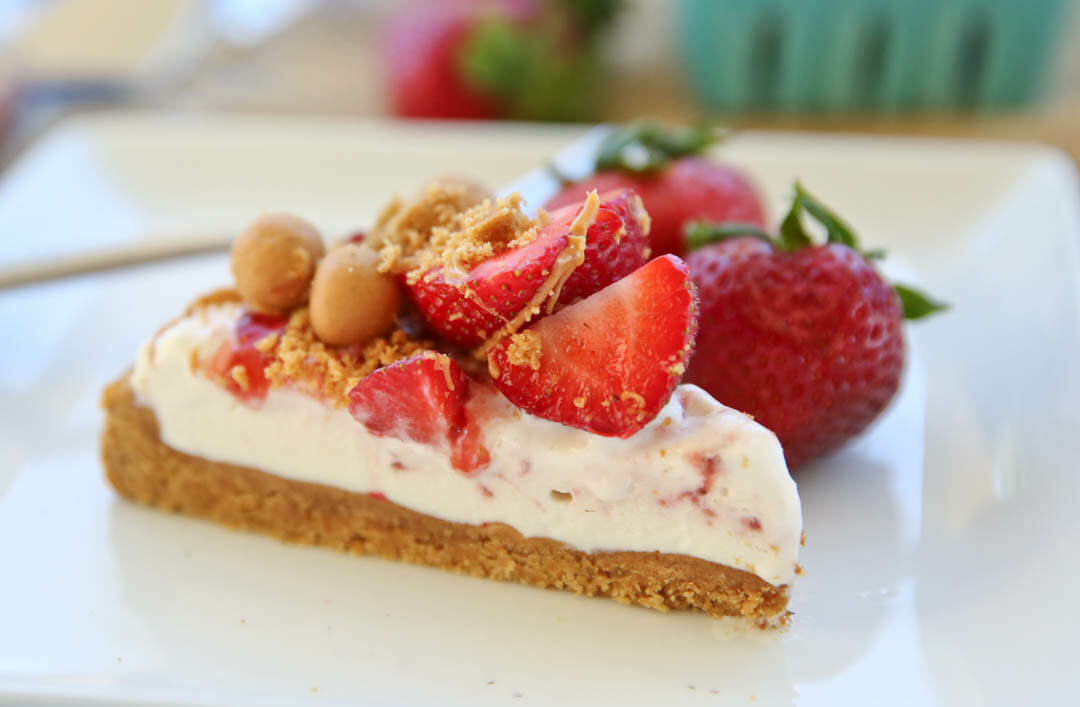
top-left (488, 254), bottom-right (698, 437)
top-left (206, 312), bottom-right (287, 402)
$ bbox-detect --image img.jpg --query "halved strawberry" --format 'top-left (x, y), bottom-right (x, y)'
top-left (554, 188), bottom-right (650, 304)
top-left (406, 232), bottom-right (568, 348)
top-left (406, 189), bottom-right (650, 348)
top-left (347, 352), bottom-right (490, 472)
top-left (487, 255), bottom-right (698, 438)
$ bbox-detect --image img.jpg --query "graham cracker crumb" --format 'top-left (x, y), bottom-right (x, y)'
top-left (254, 332), bottom-right (279, 353)
top-left (263, 307), bottom-right (430, 407)
top-left (229, 365), bottom-right (250, 392)
top-left (505, 330), bottom-right (542, 370)
top-left (631, 192), bottom-right (651, 237)
top-left (368, 183), bottom-right (540, 283)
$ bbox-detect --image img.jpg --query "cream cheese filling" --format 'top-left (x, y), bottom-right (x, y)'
top-left (132, 304), bottom-right (803, 586)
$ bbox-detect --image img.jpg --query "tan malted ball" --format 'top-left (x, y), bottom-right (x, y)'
top-left (231, 212), bottom-right (325, 314)
top-left (310, 244), bottom-right (401, 346)
top-left (424, 174), bottom-right (494, 208)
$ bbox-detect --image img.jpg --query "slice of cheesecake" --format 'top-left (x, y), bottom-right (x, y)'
top-left (101, 180), bottom-right (802, 620)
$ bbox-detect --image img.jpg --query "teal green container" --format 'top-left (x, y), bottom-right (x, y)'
top-left (678, 0), bottom-right (1073, 111)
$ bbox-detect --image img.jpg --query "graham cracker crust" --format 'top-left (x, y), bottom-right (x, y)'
top-left (101, 375), bottom-right (790, 620)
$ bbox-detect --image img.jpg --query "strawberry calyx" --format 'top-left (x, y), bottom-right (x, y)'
top-left (594, 122), bottom-right (727, 175)
top-left (458, 1), bottom-right (622, 122)
top-left (685, 181), bottom-right (948, 321)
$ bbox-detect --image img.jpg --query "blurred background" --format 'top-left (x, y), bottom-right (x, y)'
top-left (0, 0), bottom-right (1078, 170)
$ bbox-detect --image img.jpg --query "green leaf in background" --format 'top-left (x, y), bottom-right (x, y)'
top-left (459, 20), bottom-right (529, 104)
top-left (684, 221), bottom-right (776, 251)
top-left (594, 122), bottom-right (725, 173)
top-left (460, 17), bottom-right (601, 122)
top-left (559, 0), bottom-right (624, 35)
top-left (458, 1), bottom-right (626, 122)
top-left (894, 283), bottom-right (949, 320)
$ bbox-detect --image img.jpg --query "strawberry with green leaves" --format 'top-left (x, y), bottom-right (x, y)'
top-left (384, 0), bottom-right (622, 121)
top-left (683, 183), bottom-right (945, 470)
top-left (546, 123), bottom-right (766, 258)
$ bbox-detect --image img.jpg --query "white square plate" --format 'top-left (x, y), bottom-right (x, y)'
top-left (0, 113), bottom-right (585, 286)
top-left (1, 115), bottom-right (1079, 706)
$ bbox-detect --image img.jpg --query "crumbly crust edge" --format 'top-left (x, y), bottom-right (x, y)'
top-left (100, 374), bottom-right (790, 621)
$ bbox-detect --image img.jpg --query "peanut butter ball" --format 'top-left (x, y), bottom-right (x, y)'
top-left (231, 212), bottom-right (325, 315)
top-left (310, 244), bottom-right (401, 346)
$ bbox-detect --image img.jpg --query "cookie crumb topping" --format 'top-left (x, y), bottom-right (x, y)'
top-left (259, 306), bottom-right (430, 407)
top-left (505, 330), bottom-right (542, 371)
top-left (229, 365), bottom-right (250, 391)
top-left (369, 180), bottom-right (539, 283)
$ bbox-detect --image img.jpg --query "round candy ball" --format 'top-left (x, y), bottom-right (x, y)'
top-left (231, 212), bottom-right (325, 315)
top-left (310, 244), bottom-right (401, 346)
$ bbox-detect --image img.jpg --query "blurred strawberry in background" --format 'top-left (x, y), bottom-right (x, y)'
top-left (546, 123), bottom-right (767, 257)
top-left (384, 0), bottom-right (623, 121)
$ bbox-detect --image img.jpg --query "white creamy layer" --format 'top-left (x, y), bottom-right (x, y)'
top-left (132, 305), bottom-right (802, 586)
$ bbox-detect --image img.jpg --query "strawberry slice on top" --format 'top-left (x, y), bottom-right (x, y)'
top-left (487, 254), bottom-right (698, 438)
top-left (347, 352), bottom-right (490, 473)
top-left (553, 188), bottom-right (651, 304)
top-left (407, 189), bottom-right (649, 349)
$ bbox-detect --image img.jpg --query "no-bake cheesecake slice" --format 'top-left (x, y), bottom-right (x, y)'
top-left (102, 179), bottom-right (802, 620)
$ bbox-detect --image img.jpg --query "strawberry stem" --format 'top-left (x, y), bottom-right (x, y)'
top-left (687, 180), bottom-right (948, 321)
top-left (595, 122), bottom-right (727, 174)
top-left (778, 196), bottom-right (812, 251)
top-left (684, 221), bottom-right (777, 251)
top-left (791, 182), bottom-right (859, 249)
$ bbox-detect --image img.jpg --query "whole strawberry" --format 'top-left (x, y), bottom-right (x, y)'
top-left (545, 123), bottom-right (766, 258)
top-left (683, 183), bottom-right (944, 470)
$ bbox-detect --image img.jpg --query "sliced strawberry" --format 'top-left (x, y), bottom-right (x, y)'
top-left (206, 311), bottom-right (287, 402)
top-left (553, 188), bottom-right (650, 304)
top-left (488, 255), bottom-right (698, 438)
top-left (406, 232), bottom-right (568, 348)
top-left (347, 352), bottom-right (489, 473)
top-left (407, 189), bottom-right (650, 348)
